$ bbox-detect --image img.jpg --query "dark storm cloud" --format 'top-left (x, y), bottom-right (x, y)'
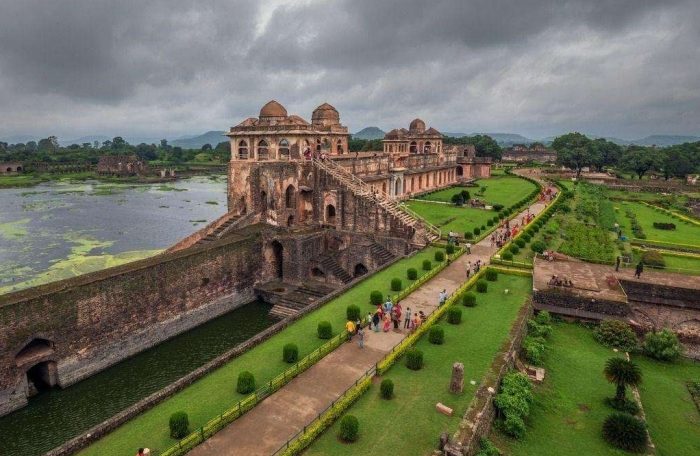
top-left (0, 0), bottom-right (698, 140)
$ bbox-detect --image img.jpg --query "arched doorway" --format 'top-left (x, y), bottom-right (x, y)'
top-left (353, 263), bottom-right (368, 277)
top-left (285, 185), bottom-right (296, 209)
top-left (287, 215), bottom-right (294, 227)
top-left (456, 166), bottom-right (463, 177)
top-left (260, 190), bottom-right (268, 213)
top-left (270, 241), bottom-right (283, 279)
top-left (326, 204), bottom-right (336, 224)
top-left (394, 178), bottom-right (402, 196)
top-left (337, 139), bottom-right (344, 154)
top-left (26, 361), bottom-right (58, 393)
top-left (15, 338), bottom-right (58, 395)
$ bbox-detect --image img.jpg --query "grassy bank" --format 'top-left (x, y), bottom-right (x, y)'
top-left (416, 175), bottom-right (537, 208)
top-left (406, 200), bottom-right (495, 235)
top-left (78, 247), bottom-right (440, 456)
top-left (305, 274), bottom-right (532, 456)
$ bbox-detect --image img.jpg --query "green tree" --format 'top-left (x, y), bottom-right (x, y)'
top-left (593, 138), bottom-right (623, 169)
top-left (620, 146), bottom-right (660, 179)
top-left (552, 132), bottom-right (599, 177)
top-left (37, 136), bottom-right (59, 153)
top-left (604, 357), bottom-right (642, 402)
top-left (660, 147), bottom-right (695, 179)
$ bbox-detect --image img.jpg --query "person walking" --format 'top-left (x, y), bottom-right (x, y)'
top-left (403, 306), bottom-right (412, 329)
top-left (345, 319), bottom-right (355, 341)
top-left (438, 289), bottom-right (447, 307)
top-left (466, 242), bottom-right (472, 254)
top-left (372, 311), bottom-right (380, 332)
top-left (366, 312), bottom-right (373, 330)
top-left (615, 256), bottom-right (621, 272)
top-left (635, 261), bottom-right (644, 279)
top-left (357, 326), bottom-right (364, 349)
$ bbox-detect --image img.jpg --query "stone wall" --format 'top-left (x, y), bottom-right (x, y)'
top-left (533, 289), bottom-right (631, 318)
top-left (0, 233), bottom-right (262, 417)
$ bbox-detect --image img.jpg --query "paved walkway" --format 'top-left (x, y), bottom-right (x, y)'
top-left (189, 198), bottom-right (548, 456)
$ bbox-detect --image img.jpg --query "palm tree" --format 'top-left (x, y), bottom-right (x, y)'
top-left (604, 357), bottom-right (642, 402)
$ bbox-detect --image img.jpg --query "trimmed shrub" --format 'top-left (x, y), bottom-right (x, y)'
top-left (530, 240), bottom-right (546, 254)
top-left (475, 438), bottom-right (501, 456)
top-left (594, 320), bottom-right (638, 351)
top-left (535, 310), bottom-right (552, 326)
top-left (487, 219), bottom-right (494, 227)
top-left (485, 269), bottom-right (498, 282)
top-left (169, 411), bottom-right (190, 439)
top-left (652, 222), bottom-right (675, 230)
top-left (602, 413), bottom-right (647, 452)
top-left (480, 224), bottom-right (486, 231)
top-left (509, 245), bottom-right (520, 255)
top-left (422, 259), bottom-right (432, 271)
top-left (445, 244), bottom-right (455, 255)
top-left (493, 204), bottom-right (504, 211)
top-left (476, 280), bottom-right (488, 293)
top-left (317, 321), bottom-right (332, 339)
top-left (406, 348), bottom-right (424, 370)
top-left (429, 325), bottom-right (445, 345)
top-left (380, 379), bottom-right (394, 399)
top-left (447, 307), bottom-right (462, 324)
top-left (515, 238), bottom-right (526, 248)
top-left (523, 335), bottom-right (546, 365)
top-left (236, 371), bottom-right (256, 394)
top-left (502, 252), bottom-right (513, 261)
top-left (370, 290), bottom-right (383, 306)
top-left (338, 415), bottom-right (360, 442)
top-left (347, 304), bottom-right (361, 322)
top-left (527, 319), bottom-right (552, 339)
top-left (463, 292), bottom-right (477, 307)
top-left (390, 278), bottom-right (403, 291)
top-left (521, 232), bottom-right (531, 242)
top-left (435, 250), bottom-right (445, 262)
top-left (464, 231), bottom-right (474, 240)
top-left (643, 329), bottom-right (681, 361)
top-left (407, 268), bottom-right (418, 280)
top-left (283, 343), bottom-right (299, 363)
top-left (473, 227), bottom-right (481, 236)
top-left (641, 250), bottom-right (665, 268)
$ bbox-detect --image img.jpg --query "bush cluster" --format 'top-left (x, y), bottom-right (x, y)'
top-left (447, 306), bottom-right (462, 324)
top-left (463, 292), bottom-right (477, 307)
top-left (643, 329), bottom-right (681, 361)
top-left (530, 240), bottom-right (546, 254)
top-left (502, 252), bottom-right (513, 261)
top-left (641, 250), bottom-right (665, 268)
top-left (236, 371), bottom-right (256, 394)
top-left (476, 279), bottom-right (488, 293)
top-left (338, 415), bottom-right (360, 442)
top-left (283, 343), bottom-right (299, 363)
top-left (494, 372), bottom-right (533, 439)
top-left (594, 320), bottom-right (638, 351)
top-left (602, 413), bottom-right (647, 452)
top-left (406, 348), bottom-right (424, 370)
top-left (317, 321), bottom-right (333, 339)
top-left (429, 325), bottom-right (445, 345)
top-left (464, 231), bottom-right (474, 240)
top-left (652, 222), bottom-right (676, 230)
top-left (169, 411), bottom-right (190, 439)
top-left (391, 277), bottom-right (403, 291)
top-left (509, 245), bottom-right (520, 255)
top-left (380, 379), bottom-right (394, 399)
top-left (626, 210), bottom-right (646, 239)
top-left (523, 335), bottom-right (546, 365)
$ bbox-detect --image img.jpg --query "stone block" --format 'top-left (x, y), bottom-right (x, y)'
top-left (436, 402), bottom-right (453, 416)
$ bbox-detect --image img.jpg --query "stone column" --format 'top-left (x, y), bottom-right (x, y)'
top-left (450, 362), bottom-right (464, 394)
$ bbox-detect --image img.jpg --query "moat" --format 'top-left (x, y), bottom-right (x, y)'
top-left (0, 299), bottom-right (276, 456)
top-left (0, 175), bottom-right (227, 294)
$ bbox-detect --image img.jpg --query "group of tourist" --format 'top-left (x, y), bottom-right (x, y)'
top-left (548, 275), bottom-right (574, 287)
top-left (465, 259), bottom-right (482, 279)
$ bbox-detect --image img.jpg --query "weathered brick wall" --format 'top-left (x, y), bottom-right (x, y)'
top-left (533, 290), bottom-right (631, 317)
top-left (0, 234), bottom-right (262, 416)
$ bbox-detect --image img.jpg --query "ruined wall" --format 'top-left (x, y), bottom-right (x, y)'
top-left (533, 290), bottom-right (631, 318)
top-left (0, 234), bottom-right (262, 416)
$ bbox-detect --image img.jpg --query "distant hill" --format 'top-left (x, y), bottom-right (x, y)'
top-left (0, 135), bottom-right (40, 144)
top-left (353, 127), bottom-right (385, 140)
top-left (59, 135), bottom-right (111, 147)
top-left (442, 132), bottom-right (535, 147)
top-left (629, 135), bottom-right (700, 147)
top-left (171, 131), bottom-right (227, 149)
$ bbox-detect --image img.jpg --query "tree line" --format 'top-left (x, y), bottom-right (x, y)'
top-left (0, 136), bottom-right (231, 165)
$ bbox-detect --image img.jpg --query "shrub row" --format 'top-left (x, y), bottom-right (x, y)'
top-left (494, 372), bottom-right (534, 439)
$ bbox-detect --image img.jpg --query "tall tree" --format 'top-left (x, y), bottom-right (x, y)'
top-left (37, 136), bottom-right (59, 153)
top-left (620, 146), bottom-right (660, 179)
top-left (552, 132), bottom-right (599, 177)
top-left (593, 138), bottom-right (623, 169)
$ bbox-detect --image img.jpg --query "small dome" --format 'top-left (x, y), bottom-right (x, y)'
top-left (409, 118), bottom-right (426, 132)
top-left (259, 100), bottom-right (288, 118)
top-left (312, 102), bottom-right (340, 124)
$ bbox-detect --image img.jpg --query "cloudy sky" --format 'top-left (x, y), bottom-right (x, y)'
top-left (0, 0), bottom-right (698, 142)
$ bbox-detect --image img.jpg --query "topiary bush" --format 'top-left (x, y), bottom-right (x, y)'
top-left (435, 251), bottom-right (445, 262)
top-left (423, 259), bottom-right (432, 271)
top-left (317, 321), bottom-right (333, 339)
top-left (347, 304), bottom-right (361, 322)
top-left (463, 292), bottom-right (477, 307)
top-left (641, 250), bottom-right (665, 268)
top-left (169, 411), bottom-right (190, 439)
top-left (447, 306), bottom-right (462, 324)
top-left (521, 232), bottom-right (532, 242)
top-left (515, 239), bottom-right (526, 248)
top-left (391, 277), bottom-right (403, 291)
top-left (502, 252), bottom-right (513, 261)
top-left (370, 290), bottom-right (383, 306)
top-left (283, 343), bottom-right (299, 363)
top-left (602, 413), bottom-right (647, 452)
top-left (465, 231), bottom-right (474, 240)
top-left (473, 227), bottom-right (481, 236)
top-left (509, 245), bottom-right (520, 255)
top-left (476, 280), bottom-right (488, 293)
top-left (445, 244), bottom-right (455, 255)
top-left (338, 415), bottom-right (360, 442)
top-left (485, 269), bottom-right (498, 282)
top-left (380, 379), bottom-right (394, 399)
top-left (530, 240), bottom-right (546, 254)
top-left (487, 219), bottom-right (494, 227)
top-left (406, 348), bottom-right (424, 370)
top-left (236, 371), bottom-right (256, 394)
top-left (643, 329), bottom-right (681, 361)
top-left (406, 268), bottom-right (418, 280)
top-left (594, 320), bottom-right (638, 351)
top-left (429, 325), bottom-right (445, 345)
top-left (480, 224), bottom-right (486, 231)
top-left (493, 204), bottom-right (504, 212)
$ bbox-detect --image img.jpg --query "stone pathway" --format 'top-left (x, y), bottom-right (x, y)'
top-left (189, 199), bottom-right (548, 456)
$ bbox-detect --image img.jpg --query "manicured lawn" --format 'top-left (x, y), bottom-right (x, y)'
top-left (305, 274), bottom-right (532, 456)
top-left (492, 323), bottom-right (631, 456)
top-left (634, 356), bottom-right (700, 456)
top-left (493, 323), bottom-right (700, 456)
top-left (417, 175), bottom-right (537, 207)
top-left (629, 249), bottom-right (700, 276)
top-left (618, 200), bottom-right (700, 247)
top-left (406, 200), bottom-right (496, 235)
top-left (78, 247), bottom-right (441, 456)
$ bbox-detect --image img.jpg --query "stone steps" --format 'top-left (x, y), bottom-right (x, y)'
top-left (319, 256), bottom-right (353, 284)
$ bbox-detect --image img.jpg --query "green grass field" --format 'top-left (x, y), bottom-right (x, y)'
top-left (305, 274), bottom-right (532, 456)
top-left (493, 323), bottom-right (700, 456)
top-left (406, 200), bottom-right (496, 235)
top-left (417, 175), bottom-right (537, 207)
top-left (618, 200), bottom-right (700, 246)
top-left (78, 247), bottom-right (441, 456)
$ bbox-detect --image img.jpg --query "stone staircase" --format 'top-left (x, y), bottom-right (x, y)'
top-left (311, 157), bottom-right (441, 244)
top-left (195, 212), bottom-right (255, 246)
top-left (267, 281), bottom-right (337, 319)
top-left (319, 255), bottom-right (353, 284)
top-left (370, 242), bottom-right (396, 265)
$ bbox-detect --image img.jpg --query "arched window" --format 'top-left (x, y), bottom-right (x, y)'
top-left (257, 140), bottom-right (269, 160)
top-left (285, 184), bottom-right (296, 209)
top-left (316, 139), bottom-right (321, 152)
top-left (238, 140), bottom-right (248, 160)
top-left (410, 141), bottom-right (417, 154)
top-left (326, 204), bottom-right (336, 224)
top-left (337, 139), bottom-right (343, 154)
top-left (424, 141), bottom-right (432, 153)
top-left (279, 139), bottom-right (290, 159)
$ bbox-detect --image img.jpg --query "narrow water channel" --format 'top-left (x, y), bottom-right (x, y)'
top-left (0, 299), bottom-right (276, 456)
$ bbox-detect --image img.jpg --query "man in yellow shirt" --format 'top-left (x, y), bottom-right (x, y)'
top-left (345, 319), bottom-right (355, 341)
